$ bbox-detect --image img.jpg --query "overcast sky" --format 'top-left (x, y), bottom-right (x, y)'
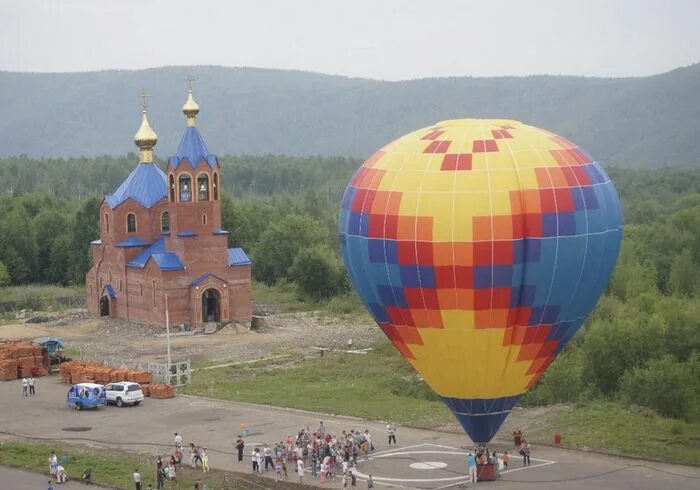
top-left (1, 0), bottom-right (697, 80)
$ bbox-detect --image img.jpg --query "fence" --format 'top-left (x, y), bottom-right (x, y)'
top-left (147, 360), bottom-right (191, 386)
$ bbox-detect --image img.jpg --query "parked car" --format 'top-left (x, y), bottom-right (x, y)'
top-left (104, 382), bottom-right (144, 407)
top-left (67, 383), bottom-right (106, 410)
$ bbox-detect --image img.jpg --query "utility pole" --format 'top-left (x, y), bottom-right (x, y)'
top-left (165, 293), bottom-right (172, 384)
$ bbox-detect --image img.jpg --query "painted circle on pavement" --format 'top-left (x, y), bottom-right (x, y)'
top-left (409, 461), bottom-right (448, 470)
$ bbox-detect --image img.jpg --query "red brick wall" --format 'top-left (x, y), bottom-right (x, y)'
top-left (86, 158), bottom-right (252, 327)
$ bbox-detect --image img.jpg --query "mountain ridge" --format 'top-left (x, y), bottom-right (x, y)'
top-left (1, 64), bottom-right (698, 167)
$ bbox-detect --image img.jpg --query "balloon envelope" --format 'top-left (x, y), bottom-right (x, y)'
top-left (339, 119), bottom-right (622, 443)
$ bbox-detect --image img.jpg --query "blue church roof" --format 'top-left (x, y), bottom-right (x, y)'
top-left (114, 237), bottom-right (151, 248)
top-left (168, 127), bottom-right (218, 170)
top-left (127, 238), bottom-right (185, 271)
top-left (103, 284), bottom-right (116, 299)
top-left (191, 272), bottom-right (227, 287)
top-left (228, 248), bottom-right (251, 266)
top-left (105, 163), bottom-right (167, 209)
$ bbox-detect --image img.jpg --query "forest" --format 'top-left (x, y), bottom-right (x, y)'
top-left (0, 154), bottom-right (699, 422)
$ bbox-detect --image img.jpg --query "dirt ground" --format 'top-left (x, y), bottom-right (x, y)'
top-left (0, 307), bottom-right (382, 369)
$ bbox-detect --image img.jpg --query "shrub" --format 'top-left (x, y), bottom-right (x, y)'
top-left (387, 374), bottom-right (440, 401)
top-left (620, 355), bottom-right (699, 420)
top-left (522, 348), bottom-right (585, 406)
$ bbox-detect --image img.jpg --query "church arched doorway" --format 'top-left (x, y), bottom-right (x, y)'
top-left (99, 296), bottom-right (110, 317)
top-left (201, 288), bottom-right (221, 322)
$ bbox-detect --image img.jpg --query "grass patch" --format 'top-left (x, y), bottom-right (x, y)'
top-left (0, 284), bottom-right (84, 310)
top-left (252, 282), bottom-right (369, 318)
top-left (252, 281), bottom-right (318, 312)
top-left (0, 440), bottom-right (307, 489)
top-left (180, 340), bottom-right (452, 428)
top-left (525, 401), bottom-right (700, 465)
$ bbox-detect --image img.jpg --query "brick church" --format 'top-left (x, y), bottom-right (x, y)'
top-left (86, 88), bottom-right (252, 325)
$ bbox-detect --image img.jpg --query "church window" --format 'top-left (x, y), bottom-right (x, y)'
top-left (179, 174), bottom-right (192, 202)
top-left (213, 172), bottom-right (219, 200)
top-left (197, 174), bottom-right (209, 201)
top-left (161, 211), bottom-right (170, 232)
top-left (127, 213), bottom-right (137, 233)
top-left (202, 214), bottom-right (207, 226)
top-left (119, 279), bottom-right (123, 292)
top-left (152, 280), bottom-right (157, 305)
top-left (105, 213), bottom-right (110, 233)
top-left (140, 283), bottom-right (143, 296)
top-left (169, 174), bottom-right (175, 202)
top-left (99, 276), bottom-right (103, 288)
top-left (108, 270), bottom-right (112, 282)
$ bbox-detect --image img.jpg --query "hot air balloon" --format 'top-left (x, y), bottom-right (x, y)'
top-left (339, 119), bottom-right (622, 444)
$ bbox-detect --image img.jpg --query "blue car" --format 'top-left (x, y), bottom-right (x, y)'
top-left (67, 383), bottom-right (106, 410)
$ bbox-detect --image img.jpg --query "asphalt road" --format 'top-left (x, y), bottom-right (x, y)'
top-left (0, 377), bottom-right (698, 489)
top-left (0, 466), bottom-right (82, 489)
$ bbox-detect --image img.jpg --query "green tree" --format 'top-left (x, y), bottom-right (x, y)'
top-left (69, 197), bottom-right (100, 283)
top-left (253, 215), bottom-right (326, 285)
top-left (33, 208), bottom-right (70, 282)
top-left (290, 246), bottom-right (344, 300)
top-left (583, 318), bottom-right (663, 395)
top-left (47, 234), bottom-right (74, 285)
top-left (0, 206), bottom-right (38, 283)
top-left (0, 261), bottom-right (10, 287)
top-left (668, 248), bottom-right (698, 297)
top-left (621, 355), bottom-right (699, 420)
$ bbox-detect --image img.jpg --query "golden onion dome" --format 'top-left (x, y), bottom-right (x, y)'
top-left (134, 108), bottom-right (158, 163)
top-left (182, 89), bottom-right (200, 127)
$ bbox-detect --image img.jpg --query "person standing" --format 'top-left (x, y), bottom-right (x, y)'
top-left (29, 375), bottom-right (35, 395)
top-left (364, 430), bottom-right (374, 451)
top-left (201, 447), bottom-right (209, 472)
top-left (297, 457), bottom-right (305, 483)
top-left (48, 451), bottom-right (58, 480)
top-left (174, 433), bottom-right (183, 451)
top-left (235, 436), bottom-right (245, 463)
top-left (251, 448), bottom-right (259, 473)
top-left (22, 377), bottom-right (29, 396)
top-left (367, 474), bottom-right (374, 489)
top-left (133, 468), bottom-right (142, 490)
top-left (264, 444), bottom-right (273, 471)
top-left (467, 453), bottom-right (477, 483)
top-left (522, 441), bottom-right (531, 466)
top-left (317, 421), bottom-right (326, 436)
top-left (387, 423), bottom-right (396, 445)
top-left (351, 469), bottom-right (357, 487)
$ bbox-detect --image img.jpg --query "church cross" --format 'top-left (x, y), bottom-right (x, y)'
top-left (140, 90), bottom-right (149, 111)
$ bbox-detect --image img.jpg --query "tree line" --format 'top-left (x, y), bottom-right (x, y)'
top-left (0, 156), bottom-right (699, 420)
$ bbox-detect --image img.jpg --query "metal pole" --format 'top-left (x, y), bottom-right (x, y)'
top-left (165, 293), bottom-right (172, 383)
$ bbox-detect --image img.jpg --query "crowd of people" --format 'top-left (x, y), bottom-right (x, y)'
top-left (44, 421), bottom-right (539, 487)
top-left (464, 428), bottom-right (534, 483)
top-left (239, 420), bottom-right (385, 487)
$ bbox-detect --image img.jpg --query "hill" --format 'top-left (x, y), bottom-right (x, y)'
top-left (0, 64), bottom-right (698, 167)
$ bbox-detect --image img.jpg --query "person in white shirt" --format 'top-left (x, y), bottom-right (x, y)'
top-left (174, 433), bottom-right (183, 450)
top-left (133, 469), bottom-right (142, 490)
top-left (49, 451), bottom-right (58, 478)
top-left (55, 464), bottom-right (67, 483)
top-left (29, 376), bottom-right (35, 395)
top-left (22, 377), bottom-right (29, 396)
top-left (364, 430), bottom-right (373, 451)
top-left (297, 458), bottom-right (305, 483)
top-left (263, 444), bottom-right (273, 471)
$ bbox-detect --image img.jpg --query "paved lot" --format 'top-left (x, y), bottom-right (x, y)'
top-left (0, 466), bottom-right (83, 489)
top-left (0, 377), bottom-right (698, 489)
